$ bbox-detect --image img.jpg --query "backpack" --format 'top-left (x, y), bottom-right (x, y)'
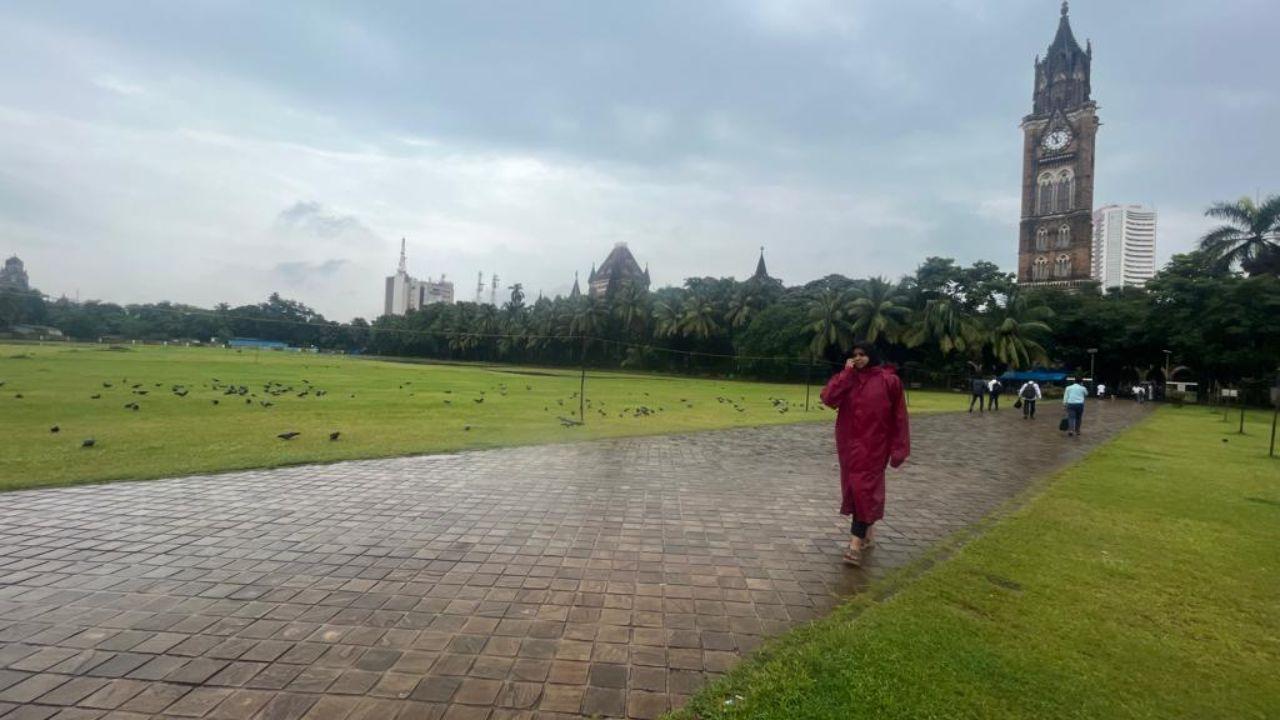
top-left (1020, 383), bottom-right (1037, 399)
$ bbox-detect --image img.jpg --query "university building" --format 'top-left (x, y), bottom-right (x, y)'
top-left (1017, 2), bottom-right (1099, 287)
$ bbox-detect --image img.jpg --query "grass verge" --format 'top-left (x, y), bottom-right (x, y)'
top-left (670, 406), bottom-right (1280, 720)
top-left (0, 342), bottom-right (956, 491)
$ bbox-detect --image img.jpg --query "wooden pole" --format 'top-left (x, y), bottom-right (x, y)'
top-left (1239, 399), bottom-right (1246, 435)
top-left (805, 354), bottom-right (813, 412)
top-left (1269, 402), bottom-right (1277, 458)
top-left (579, 335), bottom-right (587, 423)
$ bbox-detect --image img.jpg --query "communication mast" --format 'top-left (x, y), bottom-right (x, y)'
top-left (490, 274), bottom-right (498, 306)
top-left (475, 271), bottom-right (484, 304)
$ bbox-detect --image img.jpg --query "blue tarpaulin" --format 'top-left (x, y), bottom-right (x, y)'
top-left (999, 369), bottom-right (1070, 384)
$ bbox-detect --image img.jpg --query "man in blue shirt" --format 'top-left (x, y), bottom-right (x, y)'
top-left (1063, 377), bottom-right (1088, 436)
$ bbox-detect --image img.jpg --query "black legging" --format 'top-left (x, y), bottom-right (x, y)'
top-left (851, 519), bottom-right (872, 538)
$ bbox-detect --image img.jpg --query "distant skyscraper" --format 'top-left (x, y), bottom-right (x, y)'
top-left (1091, 204), bottom-right (1156, 289)
top-left (383, 239), bottom-right (454, 316)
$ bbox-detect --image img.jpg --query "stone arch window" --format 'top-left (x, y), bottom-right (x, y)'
top-left (1054, 253), bottom-right (1072, 278)
top-left (1056, 169), bottom-right (1074, 213)
top-left (1056, 223), bottom-right (1071, 249)
top-left (1038, 172), bottom-right (1056, 215)
top-left (1036, 227), bottom-right (1049, 251)
top-left (1033, 256), bottom-right (1049, 281)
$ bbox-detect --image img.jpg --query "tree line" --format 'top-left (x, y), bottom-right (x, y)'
top-left (3, 195), bottom-right (1278, 389)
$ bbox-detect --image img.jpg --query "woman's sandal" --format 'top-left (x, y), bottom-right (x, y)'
top-left (842, 546), bottom-right (862, 567)
top-left (862, 537), bottom-right (876, 550)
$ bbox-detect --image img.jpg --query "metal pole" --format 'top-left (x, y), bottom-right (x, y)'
top-left (578, 335), bottom-right (587, 423)
top-left (1239, 396), bottom-right (1246, 434)
top-left (805, 354), bottom-right (813, 412)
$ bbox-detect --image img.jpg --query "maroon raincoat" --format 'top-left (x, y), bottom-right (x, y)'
top-left (820, 365), bottom-right (910, 522)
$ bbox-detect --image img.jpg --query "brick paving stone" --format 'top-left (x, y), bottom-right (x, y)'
top-left (163, 686), bottom-right (233, 717)
top-left (34, 676), bottom-right (107, 706)
top-left (204, 688), bottom-right (274, 719)
top-left (0, 674), bottom-right (71, 704)
top-left (0, 404), bottom-right (1145, 719)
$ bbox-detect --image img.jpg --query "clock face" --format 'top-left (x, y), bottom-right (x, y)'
top-left (1042, 129), bottom-right (1072, 151)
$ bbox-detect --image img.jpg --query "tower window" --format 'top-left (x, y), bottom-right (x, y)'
top-left (1054, 253), bottom-right (1072, 278)
top-left (1036, 227), bottom-right (1049, 251)
top-left (1038, 173), bottom-right (1056, 215)
top-left (1033, 256), bottom-right (1049, 281)
top-left (1056, 169), bottom-right (1074, 213)
top-left (1056, 224), bottom-right (1071, 248)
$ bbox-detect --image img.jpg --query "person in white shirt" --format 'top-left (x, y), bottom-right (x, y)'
top-left (1097, 383), bottom-right (1107, 399)
top-left (1017, 380), bottom-right (1041, 419)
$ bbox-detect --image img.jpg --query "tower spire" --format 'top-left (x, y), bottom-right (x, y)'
top-left (1061, 0), bottom-right (1068, 17)
top-left (397, 238), bottom-right (407, 274)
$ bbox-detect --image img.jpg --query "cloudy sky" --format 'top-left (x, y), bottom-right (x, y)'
top-left (1, 1), bottom-right (1275, 321)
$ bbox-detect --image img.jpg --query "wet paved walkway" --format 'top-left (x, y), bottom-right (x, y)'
top-left (0, 401), bottom-right (1149, 720)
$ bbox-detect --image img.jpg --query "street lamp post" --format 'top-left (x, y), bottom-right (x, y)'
top-left (1087, 348), bottom-right (1098, 383)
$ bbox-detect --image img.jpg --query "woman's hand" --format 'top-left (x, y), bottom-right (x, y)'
top-left (845, 358), bottom-right (855, 370)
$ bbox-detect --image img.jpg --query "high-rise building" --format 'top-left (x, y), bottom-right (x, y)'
top-left (383, 239), bottom-right (454, 316)
top-left (1092, 205), bottom-right (1157, 289)
top-left (1017, 2), bottom-right (1099, 287)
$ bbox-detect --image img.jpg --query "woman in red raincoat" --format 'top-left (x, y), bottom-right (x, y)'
top-left (820, 341), bottom-right (910, 566)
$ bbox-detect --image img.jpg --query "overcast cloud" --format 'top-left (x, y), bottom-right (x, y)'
top-left (1, 0), bottom-right (1275, 321)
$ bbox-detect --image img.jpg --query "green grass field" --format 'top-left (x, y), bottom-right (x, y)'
top-left (0, 342), bottom-right (955, 491)
top-left (673, 406), bottom-right (1280, 720)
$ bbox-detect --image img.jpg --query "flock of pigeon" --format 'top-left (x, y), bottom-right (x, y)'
top-left (18, 369), bottom-right (805, 452)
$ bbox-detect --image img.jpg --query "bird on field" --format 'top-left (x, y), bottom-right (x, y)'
top-left (277, 431), bottom-right (300, 440)
top-left (443, 400), bottom-right (451, 405)
top-left (13, 394), bottom-right (22, 399)
top-left (131, 383), bottom-right (142, 388)
top-left (81, 438), bottom-right (95, 448)
top-left (260, 401), bottom-right (273, 407)
top-left (91, 394), bottom-right (101, 400)
top-left (526, 385), bottom-right (532, 391)
top-left (329, 431), bottom-right (340, 441)
top-left (133, 390), bottom-right (148, 396)
top-left (102, 382), bottom-right (113, 388)
top-left (212, 399), bottom-right (219, 405)
top-left (464, 425), bottom-right (472, 431)
top-left (124, 402), bottom-right (139, 411)
top-left (245, 398), bottom-right (252, 404)
top-left (50, 425), bottom-right (60, 433)
top-left (474, 397), bottom-right (484, 404)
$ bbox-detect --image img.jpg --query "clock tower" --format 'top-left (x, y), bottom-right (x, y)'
top-left (1018, 2), bottom-right (1098, 286)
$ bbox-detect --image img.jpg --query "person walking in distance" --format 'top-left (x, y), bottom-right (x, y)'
top-left (1018, 379), bottom-right (1041, 419)
top-left (968, 375), bottom-right (987, 413)
top-left (821, 341), bottom-right (911, 568)
top-left (1063, 376), bottom-right (1088, 437)
top-left (987, 376), bottom-right (1004, 411)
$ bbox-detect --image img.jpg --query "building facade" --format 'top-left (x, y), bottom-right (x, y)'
top-left (1092, 204), bottom-right (1156, 289)
top-left (587, 242), bottom-right (650, 297)
top-left (1017, 2), bottom-right (1099, 287)
top-left (383, 239), bottom-right (454, 316)
top-left (1, 256), bottom-right (29, 291)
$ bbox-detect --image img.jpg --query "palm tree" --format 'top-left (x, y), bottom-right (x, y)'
top-left (847, 276), bottom-right (911, 345)
top-left (652, 300), bottom-right (681, 339)
top-left (611, 283), bottom-right (650, 339)
top-left (569, 296), bottom-right (608, 339)
top-left (725, 286), bottom-right (760, 330)
top-left (806, 289), bottom-right (853, 357)
top-left (989, 293), bottom-right (1054, 369)
top-left (679, 294), bottom-right (720, 341)
top-left (903, 294), bottom-right (981, 357)
top-left (1198, 195), bottom-right (1280, 274)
